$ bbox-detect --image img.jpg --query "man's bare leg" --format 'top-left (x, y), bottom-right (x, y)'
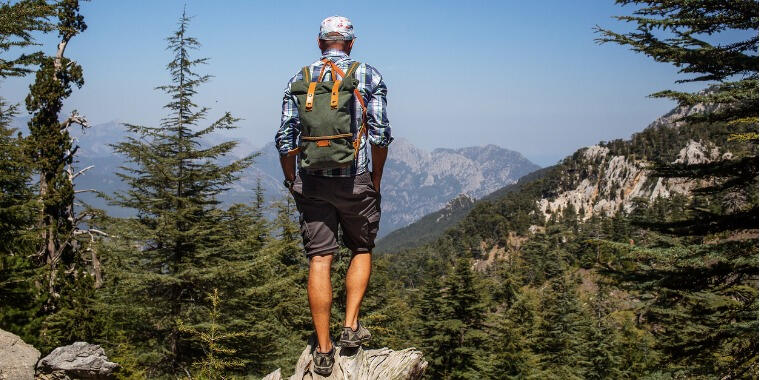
top-left (344, 252), bottom-right (372, 330)
top-left (308, 253), bottom-right (334, 353)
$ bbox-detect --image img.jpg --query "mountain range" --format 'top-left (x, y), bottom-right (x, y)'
top-left (10, 117), bottom-right (539, 237)
top-left (376, 101), bottom-right (727, 253)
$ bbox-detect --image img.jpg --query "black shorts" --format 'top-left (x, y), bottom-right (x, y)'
top-left (290, 171), bottom-right (381, 257)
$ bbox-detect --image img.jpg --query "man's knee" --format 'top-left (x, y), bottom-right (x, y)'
top-left (309, 252), bottom-right (334, 268)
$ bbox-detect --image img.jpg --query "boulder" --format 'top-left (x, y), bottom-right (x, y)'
top-left (263, 335), bottom-right (427, 380)
top-left (0, 329), bottom-right (40, 380)
top-left (36, 342), bottom-right (118, 379)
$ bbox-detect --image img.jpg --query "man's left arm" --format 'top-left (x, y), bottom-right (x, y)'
top-left (365, 65), bottom-right (393, 192)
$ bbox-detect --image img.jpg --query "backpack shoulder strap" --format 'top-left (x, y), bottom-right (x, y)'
top-left (303, 65), bottom-right (317, 111)
top-left (301, 66), bottom-right (311, 84)
top-left (344, 61), bottom-right (360, 79)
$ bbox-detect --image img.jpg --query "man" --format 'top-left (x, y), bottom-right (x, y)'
top-left (274, 15), bottom-right (392, 376)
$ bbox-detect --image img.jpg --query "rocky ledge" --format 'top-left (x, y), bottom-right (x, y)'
top-left (263, 335), bottom-right (427, 380)
top-left (0, 329), bottom-right (118, 380)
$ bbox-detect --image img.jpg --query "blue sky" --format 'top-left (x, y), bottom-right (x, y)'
top-left (1, 0), bottom-right (709, 166)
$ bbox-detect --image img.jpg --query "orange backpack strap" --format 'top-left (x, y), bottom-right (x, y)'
top-left (304, 82), bottom-right (317, 111)
top-left (330, 80), bottom-right (342, 109)
top-left (305, 63), bottom-right (329, 112)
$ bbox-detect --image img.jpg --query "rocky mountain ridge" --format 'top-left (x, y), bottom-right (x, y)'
top-left (378, 102), bottom-right (730, 253)
top-left (537, 139), bottom-right (726, 221)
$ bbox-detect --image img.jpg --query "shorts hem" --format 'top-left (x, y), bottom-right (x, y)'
top-left (346, 247), bottom-right (373, 254)
top-left (305, 245), bottom-right (339, 258)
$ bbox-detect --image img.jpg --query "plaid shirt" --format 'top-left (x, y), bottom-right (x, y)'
top-left (275, 50), bottom-right (393, 177)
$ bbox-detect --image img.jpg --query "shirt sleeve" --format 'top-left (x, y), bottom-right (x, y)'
top-left (364, 65), bottom-right (393, 147)
top-left (274, 71), bottom-right (302, 156)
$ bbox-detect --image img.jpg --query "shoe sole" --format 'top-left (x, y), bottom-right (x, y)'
top-left (314, 367), bottom-right (333, 376)
top-left (339, 336), bottom-right (371, 348)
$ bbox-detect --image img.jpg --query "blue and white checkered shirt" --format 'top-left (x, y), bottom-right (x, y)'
top-left (275, 50), bottom-right (393, 177)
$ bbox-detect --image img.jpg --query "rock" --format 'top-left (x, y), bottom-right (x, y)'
top-left (262, 368), bottom-right (282, 380)
top-left (0, 329), bottom-right (40, 380)
top-left (36, 342), bottom-right (118, 379)
top-left (263, 335), bottom-right (427, 380)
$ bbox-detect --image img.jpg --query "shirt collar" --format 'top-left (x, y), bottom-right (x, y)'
top-left (321, 49), bottom-right (349, 59)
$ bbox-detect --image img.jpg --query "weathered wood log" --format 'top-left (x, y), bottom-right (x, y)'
top-left (263, 335), bottom-right (427, 380)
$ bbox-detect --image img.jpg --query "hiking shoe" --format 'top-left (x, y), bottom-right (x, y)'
top-left (339, 321), bottom-right (371, 348)
top-left (312, 344), bottom-right (335, 376)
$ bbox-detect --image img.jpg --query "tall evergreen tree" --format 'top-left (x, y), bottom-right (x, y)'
top-left (211, 197), bottom-right (310, 376)
top-left (0, 97), bottom-right (42, 339)
top-left (532, 276), bottom-right (590, 379)
top-left (105, 10), bottom-right (253, 376)
top-left (421, 258), bottom-right (487, 379)
top-left (0, 0), bottom-right (53, 332)
top-left (485, 286), bottom-right (542, 380)
top-left (11, 0), bottom-right (103, 350)
top-left (595, 1), bottom-right (759, 377)
top-left (25, 0), bottom-right (88, 303)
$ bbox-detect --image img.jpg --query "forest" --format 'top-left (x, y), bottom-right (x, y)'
top-left (0, 0), bottom-right (757, 379)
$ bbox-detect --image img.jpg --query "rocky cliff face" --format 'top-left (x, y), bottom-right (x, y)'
top-left (537, 139), bottom-right (728, 220)
top-left (536, 103), bottom-right (730, 222)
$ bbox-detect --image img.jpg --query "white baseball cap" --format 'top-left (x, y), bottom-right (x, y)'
top-left (319, 16), bottom-right (355, 40)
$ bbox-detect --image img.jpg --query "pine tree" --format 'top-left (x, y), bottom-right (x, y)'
top-left (0, 97), bottom-right (42, 339)
top-left (531, 276), bottom-right (588, 379)
top-left (177, 289), bottom-right (248, 379)
top-left (421, 259), bottom-right (487, 379)
top-left (11, 0), bottom-right (104, 350)
top-left (25, 0), bottom-right (88, 302)
top-left (486, 286), bottom-right (542, 380)
top-left (418, 273), bottom-right (446, 375)
top-left (0, 0), bottom-right (49, 327)
top-left (595, 1), bottom-right (758, 377)
top-left (213, 196), bottom-right (310, 376)
top-left (105, 10), bottom-right (253, 376)
top-left (0, 0), bottom-right (57, 347)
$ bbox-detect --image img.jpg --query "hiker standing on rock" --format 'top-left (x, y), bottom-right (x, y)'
top-left (275, 15), bottom-right (392, 376)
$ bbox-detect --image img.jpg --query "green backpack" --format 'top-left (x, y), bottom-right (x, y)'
top-left (289, 59), bottom-right (367, 170)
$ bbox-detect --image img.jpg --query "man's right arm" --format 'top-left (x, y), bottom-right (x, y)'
top-left (275, 73), bottom-right (302, 182)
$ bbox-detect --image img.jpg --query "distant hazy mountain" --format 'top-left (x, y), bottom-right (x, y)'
top-left (11, 118), bottom-right (539, 237)
top-left (378, 138), bottom-right (540, 235)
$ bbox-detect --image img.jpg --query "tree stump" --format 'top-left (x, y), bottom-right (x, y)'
top-left (263, 336), bottom-right (427, 380)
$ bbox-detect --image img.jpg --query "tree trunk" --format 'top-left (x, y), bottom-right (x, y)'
top-left (262, 335), bottom-right (427, 380)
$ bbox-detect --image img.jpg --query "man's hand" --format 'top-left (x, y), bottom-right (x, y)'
top-left (280, 154), bottom-right (297, 183)
top-left (370, 144), bottom-right (388, 193)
